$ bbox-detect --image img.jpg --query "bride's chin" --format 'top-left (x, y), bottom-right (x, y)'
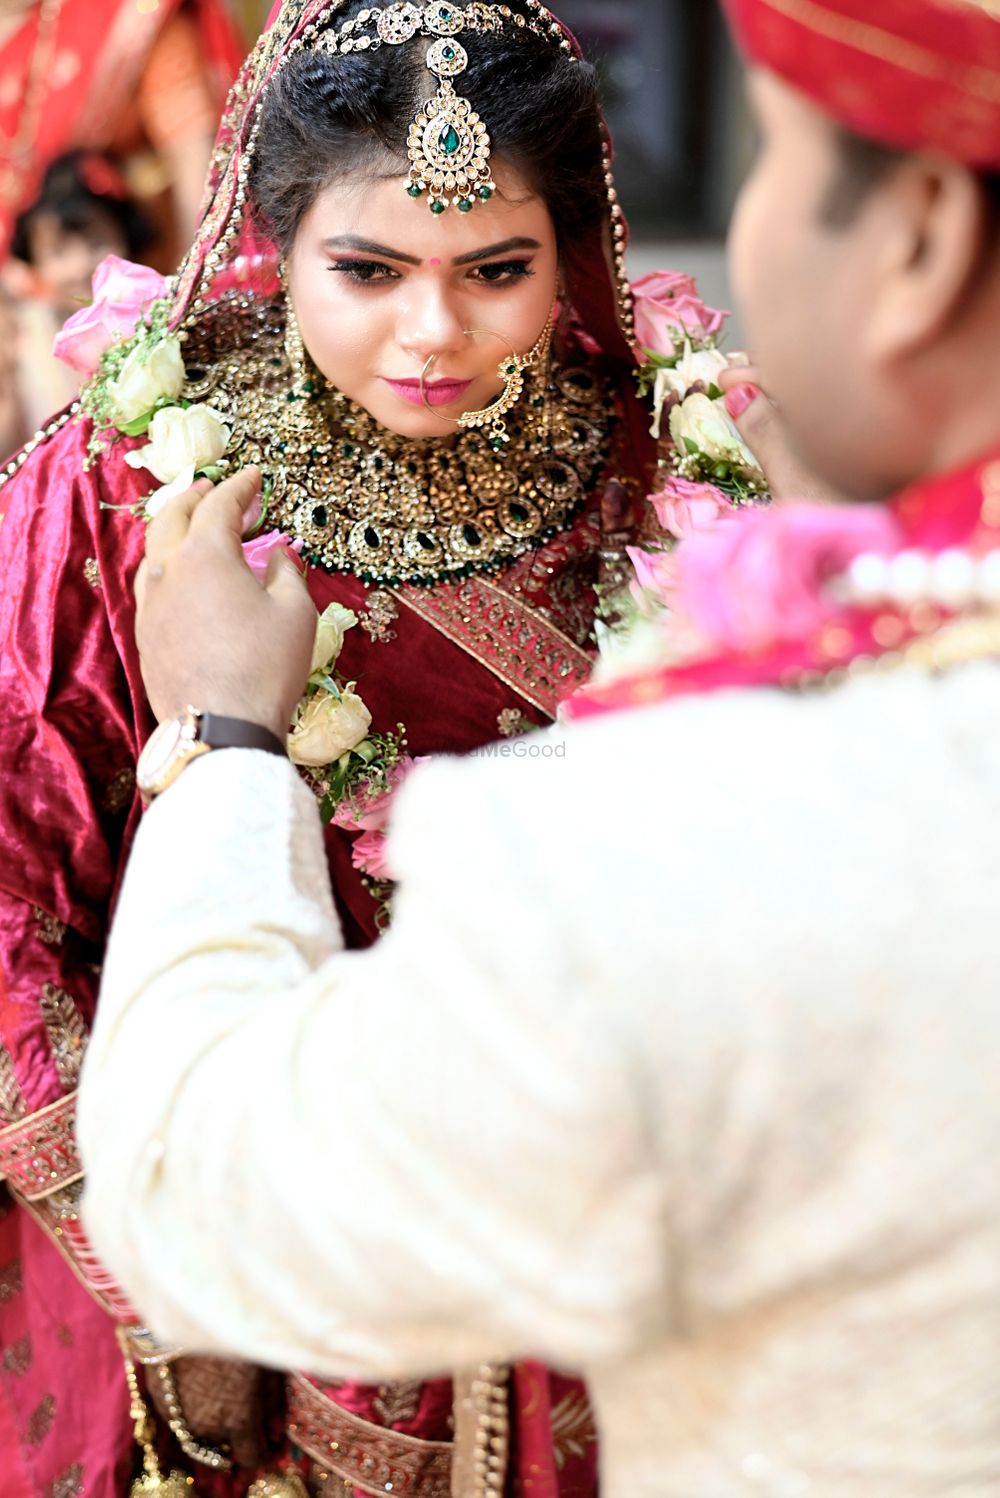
top-left (354, 400), bottom-right (464, 442)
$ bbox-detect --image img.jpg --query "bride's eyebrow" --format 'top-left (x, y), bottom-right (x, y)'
top-left (453, 237), bottom-right (541, 265)
top-left (322, 234), bottom-right (542, 266)
top-left (323, 235), bottom-right (421, 264)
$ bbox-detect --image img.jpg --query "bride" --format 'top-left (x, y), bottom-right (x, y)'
top-left (0, 2), bottom-right (667, 1493)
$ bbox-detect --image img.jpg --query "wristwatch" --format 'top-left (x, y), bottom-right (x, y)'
top-left (137, 707), bottom-right (288, 805)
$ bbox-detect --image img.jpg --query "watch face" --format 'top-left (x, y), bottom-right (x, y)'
top-left (137, 719), bottom-right (185, 789)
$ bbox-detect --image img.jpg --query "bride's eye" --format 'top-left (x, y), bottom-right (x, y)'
top-left (469, 261), bottom-right (536, 286)
top-left (330, 260), bottom-right (399, 284)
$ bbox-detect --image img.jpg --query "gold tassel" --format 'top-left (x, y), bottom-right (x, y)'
top-left (118, 1330), bottom-right (195, 1498)
top-left (129, 1475), bottom-right (194, 1497)
top-left (246, 1476), bottom-right (310, 1498)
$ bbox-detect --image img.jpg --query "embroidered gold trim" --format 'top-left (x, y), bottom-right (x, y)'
top-left (395, 576), bottom-right (593, 718)
top-left (287, 1373), bottom-right (452, 1498)
top-left (0, 1092), bottom-right (81, 1200)
top-left (758, 0), bottom-right (1000, 101)
top-left (0, 1047), bottom-right (27, 1126)
top-left (40, 983), bottom-right (87, 1091)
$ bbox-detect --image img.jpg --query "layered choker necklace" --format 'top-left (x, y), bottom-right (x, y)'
top-left (181, 295), bottom-right (614, 587)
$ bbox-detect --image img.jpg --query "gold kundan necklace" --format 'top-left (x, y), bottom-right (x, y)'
top-left (180, 294), bottom-right (614, 588)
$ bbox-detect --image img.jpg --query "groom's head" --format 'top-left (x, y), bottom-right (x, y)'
top-left (721, 0), bottom-right (1000, 501)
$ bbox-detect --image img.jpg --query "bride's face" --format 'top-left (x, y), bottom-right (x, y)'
top-left (286, 160), bottom-right (559, 439)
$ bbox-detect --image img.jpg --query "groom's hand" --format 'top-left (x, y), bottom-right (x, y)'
top-left (718, 363), bottom-right (853, 505)
top-left (135, 467), bottom-right (316, 741)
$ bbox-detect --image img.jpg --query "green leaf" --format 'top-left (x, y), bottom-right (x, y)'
top-left (683, 437), bottom-right (700, 457)
top-left (117, 414), bottom-right (152, 438)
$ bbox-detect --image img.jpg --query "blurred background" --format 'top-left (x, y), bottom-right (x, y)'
top-left (0, 0), bottom-right (751, 457)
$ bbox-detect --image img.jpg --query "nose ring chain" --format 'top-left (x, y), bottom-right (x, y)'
top-left (420, 308), bottom-right (555, 449)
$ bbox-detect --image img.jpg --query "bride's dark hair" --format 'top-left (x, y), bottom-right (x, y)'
top-left (250, 0), bottom-right (607, 253)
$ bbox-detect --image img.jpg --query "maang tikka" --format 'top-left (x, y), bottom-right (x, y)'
top-left (310, 2), bottom-right (570, 215)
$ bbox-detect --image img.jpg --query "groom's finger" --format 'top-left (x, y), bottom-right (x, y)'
top-left (145, 477), bottom-right (214, 564)
top-left (189, 467), bottom-right (263, 550)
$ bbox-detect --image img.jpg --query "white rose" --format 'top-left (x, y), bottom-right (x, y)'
top-left (144, 465), bottom-right (196, 518)
top-left (126, 403), bottom-right (231, 486)
top-left (650, 342), bottom-right (730, 438)
top-left (108, 337), bottom-right (185, 426)
top-left (310, 602), bottom-right (358, 676)
top-left (670, 392), bottom-right (763, 475)
top-left (287, 689), bottom-right (372, 768)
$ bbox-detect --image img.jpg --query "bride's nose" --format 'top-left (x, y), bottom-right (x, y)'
top-left (395, 282), bottom-right (467, 365)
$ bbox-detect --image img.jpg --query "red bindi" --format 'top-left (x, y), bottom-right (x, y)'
top-left (429, 257), bottom-right (442, 267)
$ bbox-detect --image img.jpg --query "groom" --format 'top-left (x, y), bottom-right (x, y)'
top-left (79, 1), bottom-right (1000, 1493)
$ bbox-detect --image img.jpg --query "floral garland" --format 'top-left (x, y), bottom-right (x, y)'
top-left (591, 270), bottom-right (771, 685)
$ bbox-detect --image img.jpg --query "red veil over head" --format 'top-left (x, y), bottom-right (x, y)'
top-left (169, 0), bottom-right (647, 415)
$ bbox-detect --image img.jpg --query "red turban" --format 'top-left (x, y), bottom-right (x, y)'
top-left (720, 0), bottom-right (1000, 168)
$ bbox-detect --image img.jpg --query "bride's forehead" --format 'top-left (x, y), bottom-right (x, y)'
top-left (301, 166), bottom-right (552, 251)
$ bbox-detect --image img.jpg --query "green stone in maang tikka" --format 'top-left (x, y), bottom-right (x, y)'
top-left (440, 123), bottom-right (461, 156)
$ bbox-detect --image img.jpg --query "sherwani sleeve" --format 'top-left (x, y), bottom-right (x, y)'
top-left (78, 749), bottom-right (668, 1383)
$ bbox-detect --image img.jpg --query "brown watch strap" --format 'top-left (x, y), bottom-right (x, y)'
top-left (197, 713), bottom-right (287, 759)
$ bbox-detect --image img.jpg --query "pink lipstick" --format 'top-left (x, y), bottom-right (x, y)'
top-left (385, 377), bottom-right (472, 408)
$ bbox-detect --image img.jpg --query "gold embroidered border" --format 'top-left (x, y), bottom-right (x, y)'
top-left (757, 0), bottom-right (1000, 103)
top-left (287, 1373), bottom-right (452, 1498)
top-left (395, 579), bottom-right (593, 721)
top-left (0, 1092), bottom-right (81, 1201)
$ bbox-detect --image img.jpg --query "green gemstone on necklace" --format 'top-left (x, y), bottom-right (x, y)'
top-left (440, 123), bottom-right (461, 155)
top-left (408, 183), bottom-right (424, 198)
top-left (442, 45), bottom-right (455, 59)
top-left (457, 197), bottom-right (473, 213)
top-left (430, 198), bottom-right (447, 215)
top-left (478, 184), bottom-right (494, 200)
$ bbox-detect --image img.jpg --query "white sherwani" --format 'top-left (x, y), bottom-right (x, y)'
top-left (78, 663), bottom-right (1000, 1497)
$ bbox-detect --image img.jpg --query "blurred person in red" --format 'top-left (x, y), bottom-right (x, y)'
top-left (71, 2), bottom-right (1000, 1496)
top-left (1, 149), bottom-right (153, 448)
top-left (0, 0), bottom-right (244, 272)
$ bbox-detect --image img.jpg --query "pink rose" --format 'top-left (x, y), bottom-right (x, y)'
top-left (332, 756), bottom-right (418, 833)
top-left (351, 828), bottom-right (396, 882)
top-left (649, 477), bottom-right (736, 539)
top-left (241, 529), bottom-right (304, 581)
top-left (336, 756), bottom-right (423, 883)
top-left (52, 255), bottom-right (169, 375)
top-left (632, 269), bottom-right (727, 359)
top-left (674, 501), bottom-right (904, 653)
top-left (627, 544), bottom-right (677, 609)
